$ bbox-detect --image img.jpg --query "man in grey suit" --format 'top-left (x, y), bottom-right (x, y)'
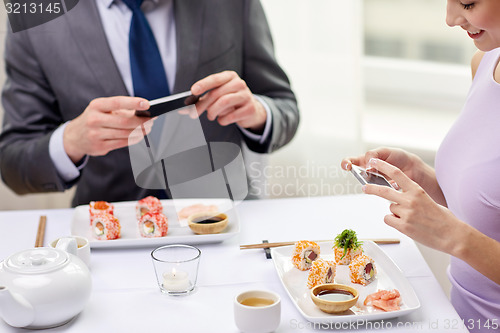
top-left (0, 0), bottom-right (299, 207)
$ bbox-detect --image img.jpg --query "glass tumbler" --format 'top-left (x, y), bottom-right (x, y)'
top-left (151, 244), bottom-right (201, 295)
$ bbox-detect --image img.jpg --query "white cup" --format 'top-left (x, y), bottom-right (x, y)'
top-left (50, 236), bottom-right (91, 267)
top-left (234, 290), bottom-right (281, 333)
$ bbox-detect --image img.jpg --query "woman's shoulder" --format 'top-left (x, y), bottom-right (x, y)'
top-left (471, 48), bottom-right (500, 79)
top-left (471, 50), bottom-right (485, 80)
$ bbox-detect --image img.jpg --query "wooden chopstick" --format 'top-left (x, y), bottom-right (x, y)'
top-left (240, 238), bottom-right (400, 250)
top-left (35, 215), bottom-right (47, 247)
top-left (262, 240), bottom-right (272, 259)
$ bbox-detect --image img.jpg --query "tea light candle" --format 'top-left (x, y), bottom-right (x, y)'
top-left (162, 268), bottom-right (190, 292)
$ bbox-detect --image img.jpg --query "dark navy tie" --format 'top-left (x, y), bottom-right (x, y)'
top-left (123, 0), bottom-right (171, 199)
top-left (122, 0), bottom-right (170, 100)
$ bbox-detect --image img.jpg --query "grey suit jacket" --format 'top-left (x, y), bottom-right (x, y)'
top-left (0, 0), bottom-right (299, 207)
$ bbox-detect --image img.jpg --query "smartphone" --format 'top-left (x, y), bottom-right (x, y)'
top-left (135, 91), bottom-right (200, 117)
top-left (350, 164), bottom-right (393, 188)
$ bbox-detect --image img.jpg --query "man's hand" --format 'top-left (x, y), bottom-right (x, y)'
top-left (63, 96), bottom-right (152, 163)
top-left (191, 71), bottom-right (267, 133)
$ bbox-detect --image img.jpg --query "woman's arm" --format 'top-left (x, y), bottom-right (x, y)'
top-left (363, 158), bottom-right (500, 284)
top-left (454, 223), bottom-right (500, 285)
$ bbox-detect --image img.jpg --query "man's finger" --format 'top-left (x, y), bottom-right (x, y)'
top-left (91, 96), bottom-right (149, 113)
top-left (191, 71), bottom-right (236, 96)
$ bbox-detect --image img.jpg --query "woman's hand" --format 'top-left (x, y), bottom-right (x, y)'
top-left (341, 147), bottom-right (446, 205)
top-left (363, 158), bottom-right (500, 284)
top-left (341, 147), bottom-right (421, 182)
top-left (362, 158), bottom-right (459, 253)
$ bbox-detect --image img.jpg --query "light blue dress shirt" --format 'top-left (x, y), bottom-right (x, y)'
top-left (49, 0), bottom-right (271, 182)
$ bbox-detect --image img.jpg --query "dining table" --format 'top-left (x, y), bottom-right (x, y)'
top-left (0, 194), bottom-right (469, 332)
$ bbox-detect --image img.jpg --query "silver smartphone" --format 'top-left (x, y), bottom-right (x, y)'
top-left (350, 164), bottom-right (393, 188)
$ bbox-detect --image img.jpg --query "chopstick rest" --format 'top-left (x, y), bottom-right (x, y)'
top-left (262, 240), bottom-right (272, 259)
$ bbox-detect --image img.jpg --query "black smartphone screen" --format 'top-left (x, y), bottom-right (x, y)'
top-left (135, 91), bottom-right (200, 117)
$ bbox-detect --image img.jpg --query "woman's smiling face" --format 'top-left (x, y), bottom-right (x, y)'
top-left (446, 0), bottom-right (500, 51)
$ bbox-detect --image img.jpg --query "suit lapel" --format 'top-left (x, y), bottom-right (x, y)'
top-left (173, 0), bottom-right (205, 92)
top-left (63, 0), bottom-right (204, 96)
top-left (64, 0), bottom-right (128, 96)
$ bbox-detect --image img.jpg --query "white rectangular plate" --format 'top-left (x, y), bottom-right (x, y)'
top-left (71, 198), bottom-right (239, 248)
top-left (271, 241), bottom-right (420, 323)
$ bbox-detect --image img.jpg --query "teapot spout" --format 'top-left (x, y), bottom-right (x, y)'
top-left (0, 286), bottom-right (35, 328)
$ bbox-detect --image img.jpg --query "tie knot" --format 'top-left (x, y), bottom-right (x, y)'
top-left (122, 0), bottom-right (143, 11)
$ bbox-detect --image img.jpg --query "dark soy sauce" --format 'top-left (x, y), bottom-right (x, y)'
top-left (192, 216), bottom-right (223, 224)
top-left (317, 289), bottom-right (354, 302)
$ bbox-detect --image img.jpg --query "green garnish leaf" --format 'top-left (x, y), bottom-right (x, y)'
top-left (334, 229), bottom-right (363, 259)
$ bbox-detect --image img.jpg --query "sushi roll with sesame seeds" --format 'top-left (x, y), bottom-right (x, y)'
top-left (136, 196), bottom-right (163, 220)
top-left (138, 212), bottom-right (168, 238)
top-left (92, 213), bottom-right (121, 240)
top-left (291, 240), bottom-right (320, 271)
top-left (307, 259), bottom-right (336, 289)
top-left (349, 254), bottom-right (377, 286)
top-left (333, 229), bottom-right (363, 265)
top-left (89, 201), bottom-right (114, 224)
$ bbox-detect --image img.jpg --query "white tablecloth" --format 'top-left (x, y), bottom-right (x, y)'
top-left (0, 195), bottom-right (468, 332)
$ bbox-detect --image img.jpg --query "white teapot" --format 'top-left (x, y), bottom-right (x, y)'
top-left (0, 238), bottom-right (92, 329)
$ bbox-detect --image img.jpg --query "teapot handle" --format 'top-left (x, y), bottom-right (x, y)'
top-left (55, 237), bottom-right (78, 256)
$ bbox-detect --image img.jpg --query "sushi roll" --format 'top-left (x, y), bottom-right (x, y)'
top-left (92, 213), bottom-right (121, 240)
top-left (333, 229), bottom-right (363, 265)
top-left (349, 254), bottom-right (377, 286)
top-left (307, 259), bottom-right (336, 289)
top-left (138, 212), bottom-right (168, 238)
top-left (136, 196), bottom-right (163, 220)
top-left (291, 240), bottom-right (320, 271)
top-left (334, 247), bottom-right (363, 265)
top-left (89, 201), bottom-right (114, 224)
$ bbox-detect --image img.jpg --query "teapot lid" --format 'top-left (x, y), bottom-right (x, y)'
top-left (5, 248), bottom-right (69, 274)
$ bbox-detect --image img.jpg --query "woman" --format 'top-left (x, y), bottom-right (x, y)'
top-left (342, 0), bottom-right (500, 330)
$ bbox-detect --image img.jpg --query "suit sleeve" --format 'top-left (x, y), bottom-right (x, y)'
top-left (0, 29), bottom-right (71, 194)
top-left (242, 0), bottom-right (300, 153)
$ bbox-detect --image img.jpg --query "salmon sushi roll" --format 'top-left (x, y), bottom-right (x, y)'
top-left (89, 201), bottom-right (114, 224)
top-left (307, 259), bottom-right (336, 289)
top-left (136, 196), bottom-right (163, 220)
top-left (349, 254), bottom-right (377, 286)
top-left (291, 240), bottom-right (320, 271)
top-left (92, 213), bottom-right (121, 240)
top-left (139, 212), bottom-right (168, 238)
